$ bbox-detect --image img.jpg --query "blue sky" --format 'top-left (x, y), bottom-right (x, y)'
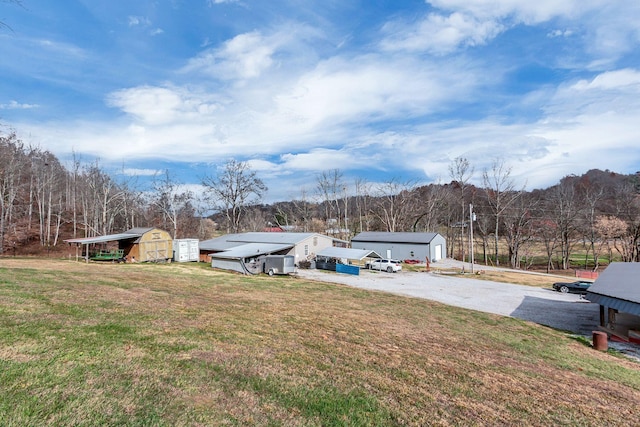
top-left (1, 0), bottom-right (640, 202)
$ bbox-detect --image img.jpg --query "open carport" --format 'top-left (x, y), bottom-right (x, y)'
top-left (314, 247), bottom-right (380, 275)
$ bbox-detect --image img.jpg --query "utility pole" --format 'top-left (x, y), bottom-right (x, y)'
top-left (469, 204), bottom-right (475, 274)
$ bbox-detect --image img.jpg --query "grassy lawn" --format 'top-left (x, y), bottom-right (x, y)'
top-left (1, 258), bottom-right (639, 426)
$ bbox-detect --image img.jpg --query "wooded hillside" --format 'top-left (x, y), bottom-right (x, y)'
top-left (2, 130), bottom-right (639, 269)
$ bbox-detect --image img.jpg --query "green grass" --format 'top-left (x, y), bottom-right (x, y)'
top-left (0, 259), bottom-right (639, 426)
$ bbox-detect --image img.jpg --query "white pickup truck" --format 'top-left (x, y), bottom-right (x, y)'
top-left (365, 259), bottom-right (402, 273)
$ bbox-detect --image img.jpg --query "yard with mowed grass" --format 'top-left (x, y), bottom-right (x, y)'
top-left (1, 258), bottom-right (639, 426)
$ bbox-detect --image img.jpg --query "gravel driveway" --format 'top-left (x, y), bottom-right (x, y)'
top-left (297, 263), bottom-right (600, 336)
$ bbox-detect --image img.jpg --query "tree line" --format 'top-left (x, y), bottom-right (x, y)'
top-left (2, 130), bottom-right (640, 269)
top-left (256, 161), bottom-right (640, 271)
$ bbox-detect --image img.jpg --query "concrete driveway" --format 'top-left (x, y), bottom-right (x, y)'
top-left (296, 266), bottom-right (600, 336)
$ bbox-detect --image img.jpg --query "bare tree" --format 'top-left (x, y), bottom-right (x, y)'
top-left (410, 182), bottom-right (447, 232)
top-left (0, 132), bottom-right (26, 253)
top-left (594, 215), bottom-right (627, 265)
top-left (482, 158), bottom-right (523, 266)
top-left (243, 207), bottom-right (268, 232)
top-left (291, 187), bottom-right (314, 232)
top-left (612, 181), bottom-right (640, 262)
top-left (28, 148), bottom-right (67, 247)
top-left (149, 170), bottom-right (193, 239)
top-left (78, 160), bottom-right (127, 237)
top-left (353, 178), bottom-right (371, 233)
top-left (547, 179), bottom-right (583, 269)
top-left (502, 193), bottom-right (536, 269)
top-left (448, 157), bottom-right (474, 263)
top-left (370, 179), bottom-right (417, 232)
top-left (201, 160), bottom-right (267, 233)
top-left (576, 179), bottom-right (606, 270)
top-left (316, 169), bottom-right (344, 232)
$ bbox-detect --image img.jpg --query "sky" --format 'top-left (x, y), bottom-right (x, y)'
top-left (1, 0), bottom-right (640, 202)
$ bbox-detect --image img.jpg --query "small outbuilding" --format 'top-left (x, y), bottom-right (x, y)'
top-left (173, 238), bottom-right (199, 262)
top-left (65, 227), bottom-right (173, 263)
top-left (350, 232), bottom-right (446, 263)
top-left (586, 262), bottom-right (640, 344)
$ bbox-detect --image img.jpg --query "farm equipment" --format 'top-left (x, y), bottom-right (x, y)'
top-left (91, 249), bottom-right (125, 262)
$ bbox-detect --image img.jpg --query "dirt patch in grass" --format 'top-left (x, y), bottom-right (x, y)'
top-left (0, 258), bottom-right (639, 426)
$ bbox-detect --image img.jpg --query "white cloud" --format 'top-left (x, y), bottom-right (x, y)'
top-left (381, 12), bottom-right (503, 54)
top-left (425, 0), bottom-right (602, 23)
top-left (183, 31), bottom-right (277, 80)
top-left (128, 16), bottom-right (151, 27)
top-left (207, 0), bottom-right (238, 5)
top-left (383, 0), bottom-right (639, 61)
top-left (182, 24), bottom-right (323, 82)
top-left (0, 100), bottom-right (38, 110)
top-left (547, 29), bottom-right (573, 38)
top-left (120, 168), bottom-right (162, 176)
top-left (267, 55), bottom-right (482, 135)
top-left (571, 69), bottom-right (640, 91)
top-left (280, 149), bottom-right (373, 172)
top-left (107, 86), bottom-right (221, 125)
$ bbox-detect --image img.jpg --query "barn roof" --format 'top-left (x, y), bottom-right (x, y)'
top-left (316, 247), bottom-right (381, 260)
top-left (209, 243), bottom-right (293, 259)
top-left (64, 227), bottom-right (167, 245)
top-left (64, 232), bottom-right (143, 244)
top-left (586, 262), bottom-right (640, 316)
top-left (351, 232), bottom-right (440, 244)
top-left (125, 227), bottom-right (156, 234)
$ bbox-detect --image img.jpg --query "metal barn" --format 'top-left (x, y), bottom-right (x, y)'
top-left (350, 232), bottom-right (446, 263)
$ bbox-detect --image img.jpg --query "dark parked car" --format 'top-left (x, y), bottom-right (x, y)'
top-left (552, 280), bottom-right (592, 294)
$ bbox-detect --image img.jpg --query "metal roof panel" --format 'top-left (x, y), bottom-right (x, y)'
top-left (210, 243), bottom-right (293, 259)
top-left (351, 232), bottom-right (439, 244)
top-left (64, 233), bottom-right (142, 244)
top-left (316, 247), bottom-right (381, 260)
top-left (587, 262), bottom-right (640, 304)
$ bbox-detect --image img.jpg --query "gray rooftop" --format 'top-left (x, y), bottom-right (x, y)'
top-left (200, 232), bottom-right (332, 252)
top-left (351, 232), bottom-right (439, 244)
top-left (209, 243), bottom-right (293, 259)
top-left (316, 247), bottom-right (381, 260)
top-left (586, 262), bottom-right (640, 316)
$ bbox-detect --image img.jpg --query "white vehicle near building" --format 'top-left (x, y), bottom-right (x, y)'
top-left (365, 259), bottom-right (402, 273)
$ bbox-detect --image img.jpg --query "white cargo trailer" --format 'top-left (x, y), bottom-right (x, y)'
top-left (173, 239), bottom-right (199, 262)
top-left (263, 255), bottom-right (296, 275)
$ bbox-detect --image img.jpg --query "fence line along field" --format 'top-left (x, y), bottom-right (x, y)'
top-left (1, 258), bottom-right (639, 426)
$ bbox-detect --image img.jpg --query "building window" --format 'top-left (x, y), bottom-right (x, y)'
top-left (304, 245), bottom-right (309, 256)
top-left (313, 237), bottom-right (318, 246)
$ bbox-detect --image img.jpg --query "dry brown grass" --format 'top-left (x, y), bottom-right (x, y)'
top-left (0, 258), bottom-right (638, 426)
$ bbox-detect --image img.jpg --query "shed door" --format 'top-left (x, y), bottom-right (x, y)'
top-left (189, 241), bottom-right (199, 261)
top-left (386, 249), bottom-right (392, 259)
top-left (434, 244), bottom-right (442, 261)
